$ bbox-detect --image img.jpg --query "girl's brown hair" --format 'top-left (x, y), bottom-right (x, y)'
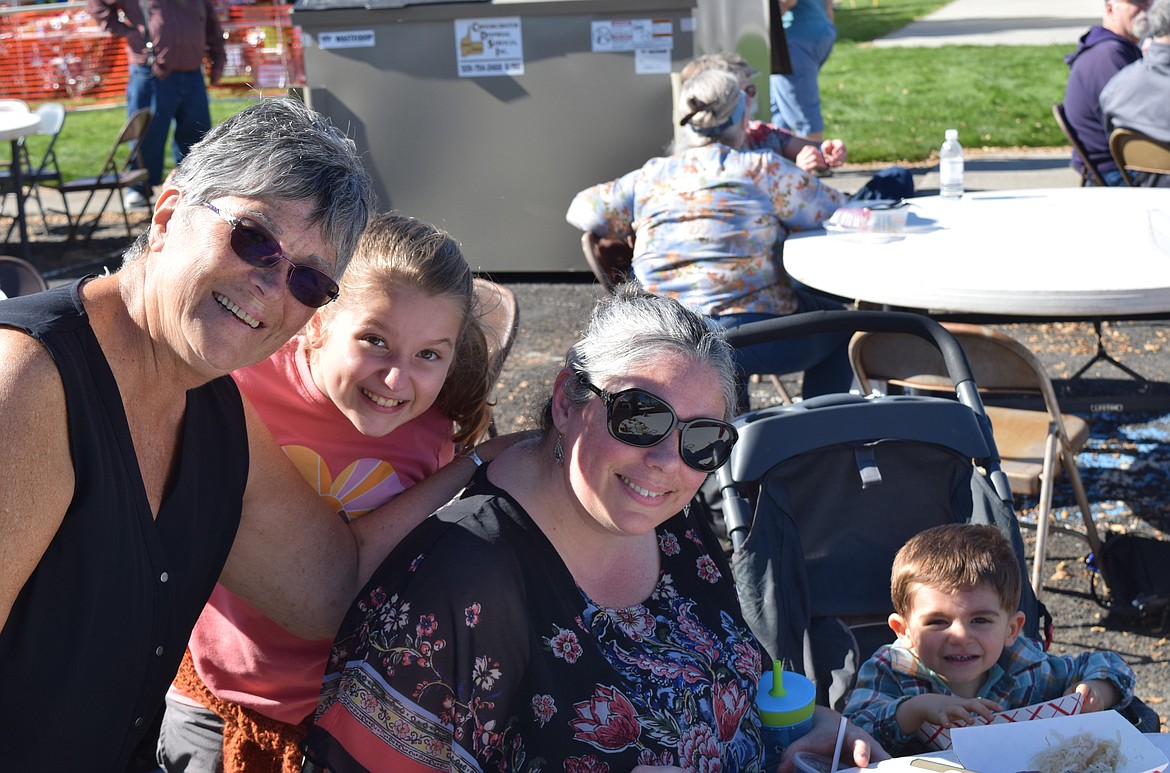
top-left (310, 212), bottom-right (492, 447)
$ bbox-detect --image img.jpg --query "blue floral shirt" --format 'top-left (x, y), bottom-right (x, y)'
top-left (843, 636), bottom-right (1136, 755)
top-left (566, 144), bottom-right (845, 318)
top-left (305, 471), bottom-right (765, 772)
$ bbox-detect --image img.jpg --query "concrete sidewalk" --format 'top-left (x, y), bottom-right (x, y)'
top-left (872, 0), bottom-right (1101, 48)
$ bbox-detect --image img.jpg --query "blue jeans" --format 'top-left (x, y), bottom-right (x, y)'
top-left (126, 65), bottom-right (213, 193)
top-left (769, 30), bottom-right (837, 136)
top-left (714, 288), bottom-right (854, 411)
top-left (1087, 167), bottom-right (1126, 187)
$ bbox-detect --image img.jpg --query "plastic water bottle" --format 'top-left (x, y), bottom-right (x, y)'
top-left (757, 660), bottom-right (816, 772)
top-left (939, 129), bottom-right (964, 200)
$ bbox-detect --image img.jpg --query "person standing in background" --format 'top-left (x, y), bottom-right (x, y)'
top-left (88, 0), bottom-right (225, 209)
top-left (1063, 0), bottom-right (1148, 186)
top-left (769, 0), bottom-right (837, 144)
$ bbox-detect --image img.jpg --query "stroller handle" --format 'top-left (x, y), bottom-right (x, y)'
top-left (719, 309), bottom-right (1015, 551)
top-left (722, 309), bottom-right (977, 391)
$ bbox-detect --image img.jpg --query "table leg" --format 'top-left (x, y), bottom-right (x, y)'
top-left (7, 138), bottom-right (31, 261)
top-left (1068, 321), bottom-right (1148, 382)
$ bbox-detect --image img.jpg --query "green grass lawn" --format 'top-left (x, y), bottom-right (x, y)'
top-left (821, 0), bottom-right (1075, 163)
top-left (834, 0), bottom-right (951, 42)
top-left (26, 0), bottom-right (1079, 178)
top-left (822, 44), bottom-right (1072, 163)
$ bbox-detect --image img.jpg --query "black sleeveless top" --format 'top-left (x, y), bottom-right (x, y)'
top-left (0, 281), bottom-right (249, 771)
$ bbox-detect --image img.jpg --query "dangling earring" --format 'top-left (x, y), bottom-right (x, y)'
top-left (554, 434), bottom-right (565, 466)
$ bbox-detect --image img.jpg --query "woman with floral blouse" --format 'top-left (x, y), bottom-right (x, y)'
top-left (566, 68), bottom-right (852, 409)
top-left (302, 285), bottom-right (885, 772)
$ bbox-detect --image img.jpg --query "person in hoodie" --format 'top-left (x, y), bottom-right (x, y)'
top-left (1063, 0), bottom-right (1150, 186)
top-left (1100, 0), bottom-right (1170, 187)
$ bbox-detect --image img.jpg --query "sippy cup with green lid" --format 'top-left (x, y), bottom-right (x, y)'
top-left (757, 660), bottom-right (816, 771)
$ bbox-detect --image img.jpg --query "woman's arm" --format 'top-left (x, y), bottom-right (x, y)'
top-left (348, 432), bottom-right (524, 587)
top-left (220, 401), bottom-right (359, 639)
top-left (0, 331), bottom-right (75, 630)
top-left (565, 170), bottom-right (640, 241)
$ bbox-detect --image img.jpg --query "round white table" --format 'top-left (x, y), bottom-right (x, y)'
top-left (1, 110), bottom-right (43, 260)
top-left (784, 187), bottom-right (1170, 319)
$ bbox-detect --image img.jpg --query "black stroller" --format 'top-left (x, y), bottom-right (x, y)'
top-left (713, 310), bottom-right (1042, 711)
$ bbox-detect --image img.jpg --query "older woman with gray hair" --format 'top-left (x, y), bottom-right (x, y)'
top-left (0, 97), bottom-right (496, 771)
top-left (303, 284), bottom-right (886, 772)
top-left (567, 68), bottom-right (853, 410)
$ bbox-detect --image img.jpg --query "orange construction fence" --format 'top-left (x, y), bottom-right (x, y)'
top-left (0, 1), bottom-right (304, 105)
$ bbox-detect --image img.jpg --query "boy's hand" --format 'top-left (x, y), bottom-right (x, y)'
top-left (895, 693), bottom-right (1003, 734)
top-left (1071, 679), bottom-right (1122, 712)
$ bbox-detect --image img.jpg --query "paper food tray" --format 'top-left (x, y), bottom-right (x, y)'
top-left (917, 692), bottom-right (1082, 750)
top-left (951, 710), bottom-right (1168, 773)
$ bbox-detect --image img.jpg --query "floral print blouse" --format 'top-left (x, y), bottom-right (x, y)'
top-left (303, 472), bottom-right (765, 772)
top-left (565, 143), bottom-right (846, 318)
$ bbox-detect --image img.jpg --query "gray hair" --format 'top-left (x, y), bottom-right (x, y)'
top-left (676, 69), bottom-right (746, 150)
top-left (164, 97), bottom-right (375, 275)
top-left (1139, 0), bottom-right (1170, 38)
top-left (680, 52), bottom-right (758, 88)
top-left (542, 284), bottom-right (738, 429)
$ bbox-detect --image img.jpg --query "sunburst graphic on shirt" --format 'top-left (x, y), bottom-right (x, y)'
top-left (283, 445), bottom-right (407, 520)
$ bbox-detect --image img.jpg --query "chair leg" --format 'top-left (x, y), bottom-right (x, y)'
top-left (29, 183), bottom-right (58, 237)
top-left (3, 184), bottom-right (34, 243)
top-left (52, 185), bottom-right (71, 235)
top-left (65, 187), bottom-right (101, 243)
top-left (116, 187), bottom-right (134, 241)
top-left (1060, 443), bottom-right (1105, 557)
top-left (2, 198), bottom-right (18, 244)
top-left (81, 188), bottom-right (120, 245)
top-left (1031, 430), bottom-right (1062, 597)
top-left (767, 375), bottom-right (794, 405)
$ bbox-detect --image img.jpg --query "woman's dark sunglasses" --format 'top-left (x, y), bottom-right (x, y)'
top-left (577, 372), bottom-right (738, 472)
top-left (204, 202), bottom-right (339, 308)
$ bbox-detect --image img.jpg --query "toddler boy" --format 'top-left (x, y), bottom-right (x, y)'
top-left (844, 524), bottom-right (1135, 754)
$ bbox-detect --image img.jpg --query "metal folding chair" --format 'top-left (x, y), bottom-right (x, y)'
top-left (61, 107), bottom-right (152, 243)
top-left (0, 254), bottom-right (48, 298)
top-left (850, 323), bottom-right (1105, 596)
top-left (473, 277), bottom-right (520, 437)
top-left (2, 102), bottom-right (68, 241)
top-left (1052, 102), bottom-right (1107, 187)
top-left (1109, 127), bottom-right (1170, 186)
